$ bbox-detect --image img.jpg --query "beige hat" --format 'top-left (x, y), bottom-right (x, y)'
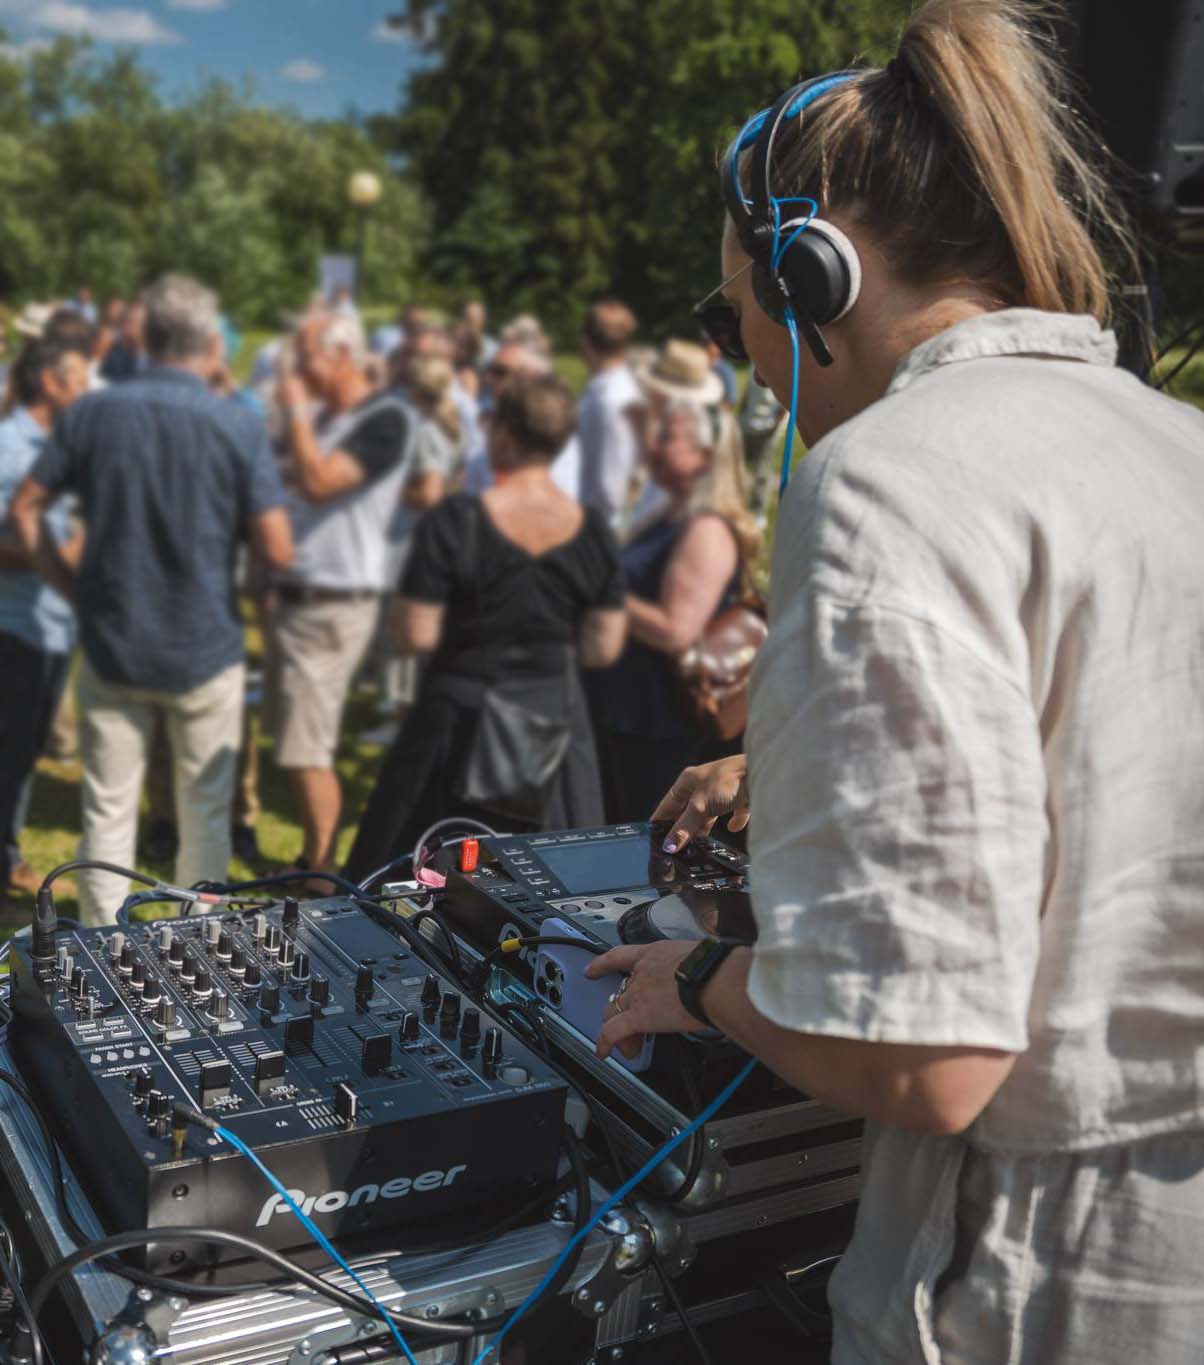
top-left (13, 302), bottom-right (56, 339)
top-left (634, 338), bottom-right (724, 406)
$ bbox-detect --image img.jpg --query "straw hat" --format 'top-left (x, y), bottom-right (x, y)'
top-left (634, 338), bottom-right (724, 406)
top-left (13, 302), bottom-right (56, 339)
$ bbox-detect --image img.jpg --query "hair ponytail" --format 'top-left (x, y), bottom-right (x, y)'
top-left (770, 0), bottom-right (1135, 323)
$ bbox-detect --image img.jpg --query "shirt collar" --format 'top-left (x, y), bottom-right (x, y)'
top-left (142, 365), bottom-right (208, 390)
top-left (887, 308), bottom-right (1118, 397)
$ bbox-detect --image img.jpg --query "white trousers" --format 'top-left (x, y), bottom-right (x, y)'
top-left (76, 657), bottom-right (245, 925)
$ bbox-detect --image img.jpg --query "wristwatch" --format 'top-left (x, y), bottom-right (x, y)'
top-left (675, 938), bottom-right (739, 1030)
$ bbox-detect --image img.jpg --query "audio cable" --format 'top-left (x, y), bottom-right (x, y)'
top-left (469, 1056), bottom-right (757, 1364)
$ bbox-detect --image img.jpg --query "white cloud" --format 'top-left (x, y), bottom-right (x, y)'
top-left (371, 13), bottom-right (435, 44)
top-left (0, 35), bottom-right (51, 60)
top-left (281, 58), bottom-right (324, 83)
top-left (24, 3), bottom-right (182, 43)
top-left (167, 0), bottom-right (225, 9)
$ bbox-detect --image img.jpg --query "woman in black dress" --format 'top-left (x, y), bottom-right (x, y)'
top-left (343, 374), bottom-right (626, 880)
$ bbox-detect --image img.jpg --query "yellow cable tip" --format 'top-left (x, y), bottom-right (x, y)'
top-left (500, 938), bottom-right (523, 954)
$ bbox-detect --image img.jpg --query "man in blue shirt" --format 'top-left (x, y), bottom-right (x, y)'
top-left (0, 337), bottom-right (91, 909)
top-left (10, 275), bottom-right (294, 924)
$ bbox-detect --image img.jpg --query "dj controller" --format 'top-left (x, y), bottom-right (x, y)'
top-left (0, 823), bottom-right (859, 1363)
top-left (7, 897), bottom-right (565, 1271)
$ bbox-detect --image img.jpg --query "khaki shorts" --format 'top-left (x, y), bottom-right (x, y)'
top-left (264, 595), bottom-right (379, 769)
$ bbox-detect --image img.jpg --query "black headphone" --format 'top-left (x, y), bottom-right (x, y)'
top-left (721, 73), bottom-right (863, 367)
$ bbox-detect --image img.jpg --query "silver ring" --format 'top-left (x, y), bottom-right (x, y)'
top-left (617, 976), bottom-right (630, 995)
top-left (606, 992), bottom-right (619, 1006)
top-left (611, 993), bottom-right (625, 1015)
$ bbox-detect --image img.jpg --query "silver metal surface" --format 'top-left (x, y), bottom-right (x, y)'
top-left (685, 1173), bottom-right (861, 1243)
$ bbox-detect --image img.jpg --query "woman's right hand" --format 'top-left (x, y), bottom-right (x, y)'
top-left (650, 754), bottom-right (749, 852)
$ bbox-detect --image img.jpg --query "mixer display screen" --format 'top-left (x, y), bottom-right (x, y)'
top-left (537, 835), bottom-right (653, 894)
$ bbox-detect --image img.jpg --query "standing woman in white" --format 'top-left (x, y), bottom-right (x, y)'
top-left (588, 2), bottom-right (1204, 1362)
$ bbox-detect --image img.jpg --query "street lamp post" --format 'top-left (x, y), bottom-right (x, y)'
top-left (347, 170), bottom-right (383, 301)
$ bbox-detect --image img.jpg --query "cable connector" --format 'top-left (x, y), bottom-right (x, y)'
top-left (171, 1104), bottom-right (219, 1158)
top-left (30, 887), bottom-right (58, 983)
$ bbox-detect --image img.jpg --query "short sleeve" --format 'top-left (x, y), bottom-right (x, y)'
top-left (586, 511), bottom-right (625, 609)
top-left (411, 422), bottom-right (453, 479)
top-left (745, 590), bottom-right (1048, 1053)
top-left (246, 420), bottom-right (286, 515)
top-left (400, 498), bottom-right (463, 602)
top-left (342, 407), bottom-right (408, 484)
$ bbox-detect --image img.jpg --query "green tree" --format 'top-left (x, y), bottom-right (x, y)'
top-left (392, 0), bottom-right (900, 339)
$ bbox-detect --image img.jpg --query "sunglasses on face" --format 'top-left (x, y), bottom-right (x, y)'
top-left (692, 259), bottom-right (754, 363)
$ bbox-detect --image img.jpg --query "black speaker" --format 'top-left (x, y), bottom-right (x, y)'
top-left (1060, 1), bottom-right (1204, 242)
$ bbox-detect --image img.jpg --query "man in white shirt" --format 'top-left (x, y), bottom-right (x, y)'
top-left (576, 299), bottom-right (641, 529)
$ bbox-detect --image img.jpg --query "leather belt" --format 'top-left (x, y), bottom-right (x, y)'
top-left (276, 584), bottom-right (381, 606)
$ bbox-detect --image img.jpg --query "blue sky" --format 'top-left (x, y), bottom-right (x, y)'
top-left (0, 0), bottom-right (428, 118)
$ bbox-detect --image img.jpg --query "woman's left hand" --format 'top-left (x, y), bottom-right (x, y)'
top-left (585, 942), bottom-right (704, 1060)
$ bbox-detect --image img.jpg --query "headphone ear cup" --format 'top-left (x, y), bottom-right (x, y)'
top-left (775, 219), bottom-right (862, 326)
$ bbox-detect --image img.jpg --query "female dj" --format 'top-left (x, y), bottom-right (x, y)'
top-left (588, 2), bottom-right (1204, 1361)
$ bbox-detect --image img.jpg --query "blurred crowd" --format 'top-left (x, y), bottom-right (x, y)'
top-left (0, 274), bottom-right (787, 925)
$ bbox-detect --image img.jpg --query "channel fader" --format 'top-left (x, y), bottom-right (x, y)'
top-left (8, 899), bottom-right (565, 1271)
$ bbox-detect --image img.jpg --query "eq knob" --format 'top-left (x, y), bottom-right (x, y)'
top-left (439, 992), bottom-right (461, 1038)
top-left (130, 1067), bottom-right (153, 1101)
top-left (355, 965), bottom-right (375, 1002)
top-left (141, 976), bottom-right (162, 1007)
top-left (210, 989), bottom-right (229, 1022)
top-left (263, 924), bottom-right (281, 955)
top-left (230, 943), bottom-right (247, 974)
top-left (308, 974), bottom-right (330, 1007)
top-left (216, 927), bottom-right (233, 960)
top-left (290, 951), bottom-right (310, 983)
top-left (147, 1090), bottom-right (171, 1122)
top-left (58, 952), bottom-right (74, 983)
top-left (179, 954), bottom-right (197, 986)
top-left (259, 980), bottom-right (281, 1014)
top-left (399, 1011), bottom-right (420, 1045)
top-left (252, 912), bottom-right (268, 942)
top-left (205, 919), bottom-right (221, 948)
top-left (129, 959), bottom-right (146, 992)
top-left (420, 975), bottom-right (441, 1017)
top-left (118, 940), bottom-right (134, 973)
top-left (278, 939), bottom-right (296, 970)
top-left (108, 932), bottom-right (125, 963)
top-left (282, 898), bottom-right (300, 933)
top-left (158, 925), bottom-right (174, 955)
top-left (70, 965), bottom-right (88, 997)
top-left (168, 938), bottom-right (185, 969)
top-left (154, 997), bottom-right (176, 1029)
top-left (193, 965), bottom-right (212, 996)
top-left (243, 960), bottom-right (262, 989)
top-left (460, 1008), bottom-right (481, 1055)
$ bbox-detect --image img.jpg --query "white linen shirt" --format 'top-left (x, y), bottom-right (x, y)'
top-left (745, 309), bottom-right (1204, 1364)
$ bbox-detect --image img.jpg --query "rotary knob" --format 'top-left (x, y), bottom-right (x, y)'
top-left (154, 997), bottom-right (176, 1029)
top-left (147, 1090), bottom-right (171, 1122)
top-left (141, 976), bottom-right (162, 1007)
top-left (230, 943), bottom-right (247, 974)
top-left (482, 1028), bottom-right (503, 1077)
top-left (263, 924), bottom-right (281, 955)
top-left (243, 959), bottom-right (262, 989)
top-left (290, 950), bottom-right (310, 982)
top-left (308, 974), bottom-right (330, 1007)
top-left (158, 925), bottom-right (174, 955)
top-left (259, 980), bottom-right (281, 1014)
top-left (211, 989), bottom-right (229, 1022)
top-left (205, 918), bottom-right (221, 947)
top-left (179, 954), bottom-right (197, 986)
top-left (130, 959), bottom-right (146, 992)
top-left (71, 965), bottom-right (88, 997)
top-left (278, 938), bottom-right (296, 970)
top-left (216, 928), bottom-right (233, 960)
top-left (108, 932), bottom-right (125, 963)
top-left (194, 965), bottom-right (212, 996)
top-left (420, 974), bottom-right (441, 1017)
top-left (400, 1011), bottom-right (420, 1044)
top-left (252, 912), bottom-right (268, 941)
top-left (118, 940), bottom-right (134, 974)
top-left (282, 897), bottom-right (300, 932)
top-left (168, 938), bottom-right (185, 969)
top-left (439, 992), bottom-right (461, 1038)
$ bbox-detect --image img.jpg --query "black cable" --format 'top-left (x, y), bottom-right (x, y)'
top-left (27, 1228), bottom-right (502, 1343)
top-left (39, 860), bottom-right (164, 895)
top-left (0, 1239), bottom-right (44, 1365)
top-left (653, 1255), bottom-right (714, 1365)
top-left (410, 909), bottom-right (465, 978)
top-left (1145, 312), bottom-right (1204, 378)
top-left (192, 870), bottom-right (366, 898)
top-left (1155, 325), bottom-right (1204, 392)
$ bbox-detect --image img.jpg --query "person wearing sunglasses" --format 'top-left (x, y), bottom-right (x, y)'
top-left (586, 2), bottom-right (1204, 1364)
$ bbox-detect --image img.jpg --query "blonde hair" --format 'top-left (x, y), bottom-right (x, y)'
top-left (764, 0), bottom-right (1135, 322)
top-left (670, 402), bottom-right (762, 581)
top-left (407, 355), bottom-right (461, 447)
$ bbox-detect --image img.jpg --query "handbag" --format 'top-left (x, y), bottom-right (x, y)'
top-left (674, 589), bottom-right (768, 743)
top-left (452, 501), bottom-right (572, 825)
